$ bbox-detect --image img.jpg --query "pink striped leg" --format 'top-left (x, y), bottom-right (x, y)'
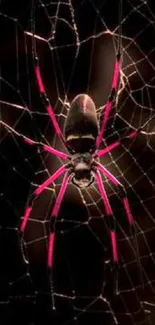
top-left (48, 172), bottom-right (70, 269)
top-left (95, 170), bottom-right (118, 264)
top-left (23, 137), bottom-right (68, 159)
top-left (47, 172), bottom-right (70, 309)
top-left (96, 52), bottom-right (121, 148)
top-left (1, 120), bottom-right (69, 160)
top-left (96, 163), bottom-right (144, 285)
top-left (35, 57), bottom-right (66, 145)
top-left (20, 165), bottom-right (67, 235)
top-left (96, 129), bottom-right (139, 158)
top-left (96, 162), bottom-right (134, 226)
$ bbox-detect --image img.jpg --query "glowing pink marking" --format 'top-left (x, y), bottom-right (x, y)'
top-left (48, 232), bottom-right (55, 268)
top-left (97, 140), bottom-right (120, 157)
top-left (46, 105), bottom-right (62, 136)
top-left (110, 230), bottom-right (118, 263)
top-left (20, 206), bottom-right (32, 232)
top-left (96, 59), bottom-right (120, 147)
top-left (35, 63), bottom-right (65, 145)
top-left (123, 197), bottom-right (133, 225)
top-left (35, 65), bottom-right (45, 93)
top-left (112, 60), bottom-right (120, 89)
top-left (95, 171), bottom-right (112, 216)
top-left (43, 144), bottom-right (68, 160)
top-left (96, 102), bottom-right (112, 147)
top-left (35, 165), bottom-right (66, 196)
top-left (24, 137), bottom-right (36, 145)
top-left (128, 130), bottom-right (138, 139)
top-left (97, 163), bottom-right (121, 186)
top-left (52, 173), bottom-right (70, 217)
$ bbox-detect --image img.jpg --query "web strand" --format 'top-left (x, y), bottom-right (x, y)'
top-left (0, 0), bottom-right (155, 324)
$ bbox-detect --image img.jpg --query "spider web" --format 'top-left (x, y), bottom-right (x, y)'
top-left (0, 0), bottom-right (155, 324)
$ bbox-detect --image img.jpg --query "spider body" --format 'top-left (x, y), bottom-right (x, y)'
top-left (65, 94), bottom-right (98, 188)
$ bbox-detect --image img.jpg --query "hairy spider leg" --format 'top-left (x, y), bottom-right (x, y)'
top-left (97, 129), bottom-right (139, 158)
top-left (96, 162), bottom-right (133, 226)
top-left (96, 52), bottom-right (121, 148)
top-left (1, 120), bottom-right (69, 160)
top-left (20, 165), bottom-right (67, 234)
top-left (48, 172), bottom-right (70, 269)
top-left (95, 170), bottom-right (118, 263)
top-left (34, 56), bottom-right (66, 146)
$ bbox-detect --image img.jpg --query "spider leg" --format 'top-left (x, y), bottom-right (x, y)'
top-left (35, 57), bottom-right (66, 146)
top-left (95, 170), bottom-right (118, 264)
top-left (96, 52), bottom-right (121, 148)
top-left (96, 129), bottom-right (139, 158)
top-left (47, 172), bottom-right (70, 309)
top-left (20, 165), bottom-right (68, 234)
top-left (96, 161), bottom-right (144, 286)
top-left (96, 161), bottom-right (133, 226)
top-left (48, 172), bottom-right (70, 269)
top-left (1, 120), bottom-right (69, 160)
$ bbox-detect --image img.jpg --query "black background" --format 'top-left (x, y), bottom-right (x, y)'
top-left (1, 0), bottom-right (155, 324)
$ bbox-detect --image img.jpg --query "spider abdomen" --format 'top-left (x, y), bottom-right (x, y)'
top-left (64, 94), bottom-right (99, 153)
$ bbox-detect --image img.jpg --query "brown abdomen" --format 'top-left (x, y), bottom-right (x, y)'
top-left (64, 94), bottom-right (98, 153)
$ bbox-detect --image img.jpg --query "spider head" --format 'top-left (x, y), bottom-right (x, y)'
top-left (70, 152), bottom-right (94, 188)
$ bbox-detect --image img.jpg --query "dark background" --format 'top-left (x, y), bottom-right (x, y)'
top-left (0, 0), bottom-right (155, 324)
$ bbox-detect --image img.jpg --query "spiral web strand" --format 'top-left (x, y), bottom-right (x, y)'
top-left (0, 0), bottom-right (155, 324)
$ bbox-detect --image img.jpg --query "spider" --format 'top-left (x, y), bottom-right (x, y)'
top-left (13, 48), bottom-right (140, 271)
top-left (1, 40), bottom-right (139, 272)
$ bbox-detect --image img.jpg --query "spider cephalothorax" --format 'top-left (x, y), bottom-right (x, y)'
top-left (68, 151), bottom-right (95, 188)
